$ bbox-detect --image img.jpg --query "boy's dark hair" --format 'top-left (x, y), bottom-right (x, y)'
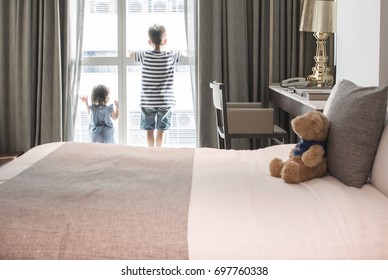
top-left (91, 84), bottom-right (110, 106)
top-left (148, 24), bottom-right (166, 46)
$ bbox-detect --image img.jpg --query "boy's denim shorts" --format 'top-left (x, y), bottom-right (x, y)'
top-left (140, 107), bottom-right (172, 130)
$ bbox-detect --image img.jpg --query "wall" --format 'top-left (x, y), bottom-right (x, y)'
top-left (380, 0), bottom-right (388, 85)
top-left (336, 0), bottom-right (388, 86)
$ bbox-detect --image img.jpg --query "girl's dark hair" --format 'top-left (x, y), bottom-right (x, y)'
top-left (91, 84), bottom-right (110, 106)
top-left (148, 24), bottom-right (166, 46)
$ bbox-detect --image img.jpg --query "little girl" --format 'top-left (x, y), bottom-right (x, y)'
top-left (80, 84), bottom-right (119, 143)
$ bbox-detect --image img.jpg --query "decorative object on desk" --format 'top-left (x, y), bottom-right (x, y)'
top-left (269, 111), bottom-right (329, 184)
top-left (294, 87), bottom-right (332, 100)
top-left (299, 0), bottom-right (337, 87)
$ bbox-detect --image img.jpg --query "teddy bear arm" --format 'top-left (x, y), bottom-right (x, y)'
top-left (288, 148), bottom-right (295, 158)
top-left (301, 145), bottom-right (325, 167)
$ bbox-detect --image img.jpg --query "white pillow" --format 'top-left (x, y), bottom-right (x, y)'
top-left (323, 79), bottom-right (341, 116)
top-left (370, 108), bottom-right (388, 197)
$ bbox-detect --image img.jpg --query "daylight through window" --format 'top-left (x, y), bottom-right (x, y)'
top-left (74, 0), bottom-right (196, 147)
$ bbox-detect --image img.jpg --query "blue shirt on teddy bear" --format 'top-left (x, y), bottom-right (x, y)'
top-left (293, 139), bottom-right (327, 157)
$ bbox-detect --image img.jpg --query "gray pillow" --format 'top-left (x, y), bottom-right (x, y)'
top-left (326, 79), bottom-right (388, 187)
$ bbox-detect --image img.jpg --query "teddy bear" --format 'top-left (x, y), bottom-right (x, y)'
top-left (269, 111), bottom-right (330, 184)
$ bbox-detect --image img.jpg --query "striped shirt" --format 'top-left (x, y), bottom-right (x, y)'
top-left (135, 50), bottom-right (182, 107)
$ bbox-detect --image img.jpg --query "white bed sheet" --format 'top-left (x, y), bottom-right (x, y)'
top-left (1, 143), bottom-right (388, 259)
top-left (189, 145), bottom-right (388, 259)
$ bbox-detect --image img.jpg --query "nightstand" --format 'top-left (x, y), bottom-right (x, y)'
top-left (0, 151), bottom-right (23, 166)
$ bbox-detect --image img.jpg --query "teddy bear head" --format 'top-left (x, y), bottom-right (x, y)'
top-left (291, 111), bottom-right (329, 141)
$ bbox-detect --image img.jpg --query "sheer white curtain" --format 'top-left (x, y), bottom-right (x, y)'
top-left (185, 0), bottom-right (198, 144)
top-left (64, 0), bottom-right (85, 141)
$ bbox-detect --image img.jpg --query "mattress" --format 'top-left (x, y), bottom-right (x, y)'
top-left (1, 142), bottom-right (388, 259)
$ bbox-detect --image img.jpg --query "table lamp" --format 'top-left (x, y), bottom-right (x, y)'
top-left (299, 0), bottom-right (337, 87)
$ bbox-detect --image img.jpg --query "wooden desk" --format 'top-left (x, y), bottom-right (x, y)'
top-left (269, 84), bottom-right (327, 116)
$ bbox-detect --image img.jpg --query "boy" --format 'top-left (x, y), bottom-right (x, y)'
top-left (133, 24), bottom-right (182, 147)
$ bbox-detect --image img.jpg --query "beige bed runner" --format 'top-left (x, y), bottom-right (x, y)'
top-left (0, 142), bottom-right (194, 260)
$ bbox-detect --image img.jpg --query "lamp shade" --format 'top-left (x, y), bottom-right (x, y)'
top-left (299, 0), bottom-right (337, 33)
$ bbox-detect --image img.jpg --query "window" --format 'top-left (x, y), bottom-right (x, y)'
top-left (75, 0), bottom-right (196, 147)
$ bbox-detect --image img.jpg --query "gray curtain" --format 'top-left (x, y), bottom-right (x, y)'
top-left (190, 0), bottom-right (324, 148)
top-left (193, 0), bottom-right (269, 148)
top-left (0, 0), bottom-right (84, 153)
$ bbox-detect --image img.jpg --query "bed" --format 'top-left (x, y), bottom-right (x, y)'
top-left (0, 138), bottom-right (387, 260)
top-left (1, 80), bottom-right (388, 260)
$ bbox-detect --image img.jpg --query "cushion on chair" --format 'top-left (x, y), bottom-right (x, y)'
top-left (227, 108), bottom-right (274, 134)
top-left (227, 102), bottom-right (262, 109)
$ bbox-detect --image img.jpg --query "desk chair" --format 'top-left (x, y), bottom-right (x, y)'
top-left (209, 81), bottom-right (288, 149)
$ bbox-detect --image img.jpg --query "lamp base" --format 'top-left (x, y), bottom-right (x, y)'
top-left (307, 32), bottom-right (334, 87)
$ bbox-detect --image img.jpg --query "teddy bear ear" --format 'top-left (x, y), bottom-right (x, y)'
top-left (312, 113), bottom-right (328, 133)
top-left (291, 114), bottom-right (301, 125)
top-left (313, 113), bottom-right (323, 123)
